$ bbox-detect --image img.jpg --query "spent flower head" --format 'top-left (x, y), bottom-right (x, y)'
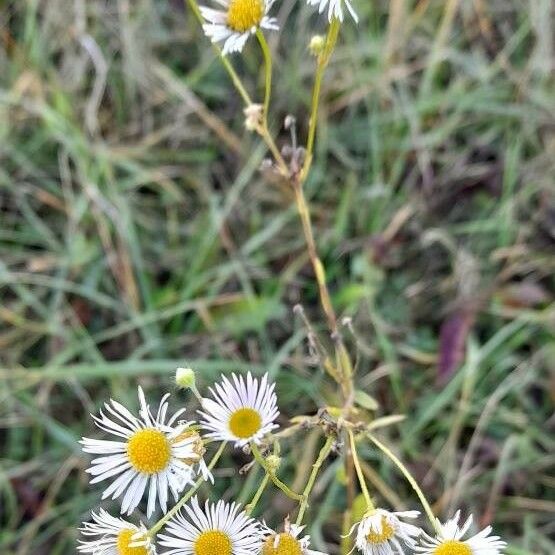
top-left (200, 0), bottom-right (278, 54)
top-left (81, 386), bottom-right (210, 517)
top-left (244, 103), bottom-right (264, 131)
top-left (414, 511), bottom-right (506, 555)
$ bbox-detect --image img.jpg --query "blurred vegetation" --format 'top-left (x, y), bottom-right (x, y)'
top-left (0, 1), bottom-right (554, 554)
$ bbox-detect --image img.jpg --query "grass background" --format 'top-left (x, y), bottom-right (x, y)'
top-left (1, 0), bottom-right (554, 553)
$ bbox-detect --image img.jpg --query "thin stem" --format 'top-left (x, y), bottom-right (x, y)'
top-left (254, 30), bottom-right (289, 175)
top-left (348, 430), bottom-right (375, 511)
top-left (293, 183), bottom-right (338, 334)
top-left (256, 29), bottom-right (272, 120)
top-left (259, 125), bottom-right (289, 174)
top-left (302, 17), bottom-right (341, 180)
top-left (185, 0), bottom-right (252, 105)
top-left (250, 442), bottom-right (304, 501)
top-left (367, 433), bottom-right (441, 533)
top-left (148, 441), bottom-right (227, 536)
top-left (245, 473), bottom-right (270, 516)
top-left (295, 435), bottom-right (334, 525)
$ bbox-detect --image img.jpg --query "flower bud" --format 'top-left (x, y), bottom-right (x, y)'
top-left (309, 35), bottom-right (325, 56)
top-left (175, 367), bottom-right (196, 390)
top-left (266, 455), bottom-right (281, 473)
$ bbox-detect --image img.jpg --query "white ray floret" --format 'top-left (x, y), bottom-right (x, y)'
top-left (77, 509), bottom-right (155, 554)
top-left (352, 508), bottom-right (422, 555)
top-left (414, 511), bottom-right (506, 555)
top-left (262, 520), bottom-right (328, 555)
top-left (158, 496), bottom-right (262, 555)
top-left (81, 386), bottom-right (211, 517)
top-left (199, 372), bottom-right (279, 446)
top-left (307, 0), bottom-right (359, 23)
top-left (200, 0), bottom-right (279, 55)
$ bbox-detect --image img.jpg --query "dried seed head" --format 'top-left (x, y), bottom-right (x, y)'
top-left (244, 103), bottom-right (264, 131)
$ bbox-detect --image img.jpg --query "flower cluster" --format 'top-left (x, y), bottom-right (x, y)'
top-left (79, 373), bottom-right (313, 555)
top-left (78, 370), bottom-right (506, 555)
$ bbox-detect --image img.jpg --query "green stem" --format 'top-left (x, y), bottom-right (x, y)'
top-left (250, 442), bottom-right (304, 501)
top-left (367, 433), bottom-right (440, 533)
top-left (185, 0), bottom-right (252, 106)
top-left (348, 430), bottom-right (375, 512)
top-left (256, 29), bottom-right (272, 120)
top-left (148, 441), bottom-right (227, 536)
top-left (295, 435), bottom-right (335, 525)
top-left (254, 30), bottom-right (289, 175)
top-left (302, 17), bottom-right (341, 180)
top-left (245, 473), bottom-right (270, 516)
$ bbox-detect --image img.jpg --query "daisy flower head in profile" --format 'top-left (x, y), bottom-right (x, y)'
top-left (199, 372), bottom-right (279, 447)
top-left (262, 520), bottom-right (328, 555)
top-left (200, 0), bottom-right (279, 55)
top-left (414, 511), bottom-right (506, 555)
top-left (306, 0), bottom-right (359, 24)
top-left (352, 508), bottom-right (422, 555)
top-left (81, 386), bottom-right (210, 517)
top-left (158, 496), bottom-right (262, 555)
top-left (77, 509), bottom-right (155, 555)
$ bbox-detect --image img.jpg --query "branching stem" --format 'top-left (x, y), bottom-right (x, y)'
top-left (245, 473), bottom-right (270, 516)
top-left (295, 435), bottom-right (335, 525)
top-left (251, 442), bottom-right (304, 501)
top-left (148, 441), bottom-right (227, 536)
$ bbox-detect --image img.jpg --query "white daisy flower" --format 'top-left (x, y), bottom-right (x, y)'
top-left (262, 520), bottom-right (327, 555)
top-left (81, 387), bottom-right (211, 518)
top-left (414, 511), bottom-right (507, 555)
top-left (200, 0), bottom-right (279, 55)
top-left (77, 509), bottom-right (155, 554)
top-left (199, 372), bottom-right (279, 447)
top-left (158, 496), bottom-right (262, 555)
top-left (306, 0), bottom-right (359, 23)
top-left (352, 508), bottom-right (422, 555)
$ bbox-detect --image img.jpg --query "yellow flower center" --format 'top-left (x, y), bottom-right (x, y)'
top-left (194, 530), bottom-right (232, 555)
top-left (127, 428), bottom-right (171, 474)
top-left (366, 517), bottom-right (395, 544)
top-left (116, 529), bottom-right (148, 555)
top-left (262, 533), bottom-right (303, 555)
top-left (228, 407), bottom-right (262, 439)
top-left (433, 541), bottom-right (472, 555)
top-left (227, 0), bottom-right (264, 33)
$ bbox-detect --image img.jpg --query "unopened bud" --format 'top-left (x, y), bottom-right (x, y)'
top-left (266, 455), bottom-right (281, 473)
top-left (309, 35), bottom-right (325, 56)
top-left (175, 367), bottom-right (196, 390)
